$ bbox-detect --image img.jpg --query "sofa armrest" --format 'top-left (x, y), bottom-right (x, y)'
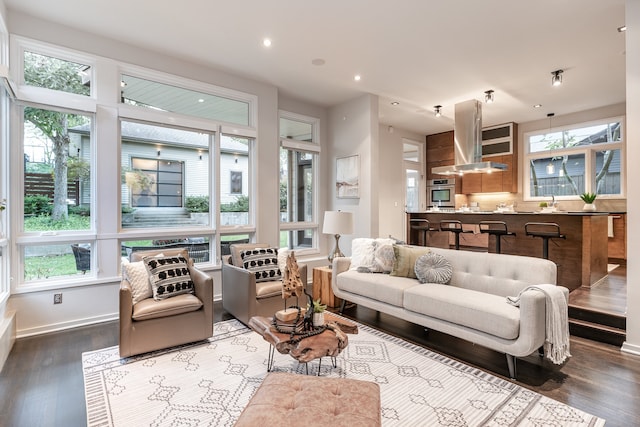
top-left (514, 286), bottom-right (569, 355)
top-left (222, 262), bottom-right (257, 321)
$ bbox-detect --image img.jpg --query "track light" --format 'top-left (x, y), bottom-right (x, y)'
top-left (434, 105), bottom-right (442, 117)
top-left (551, 70), bottom-right (563, 87)
top-left (484, 90), bottom-right (494, 104)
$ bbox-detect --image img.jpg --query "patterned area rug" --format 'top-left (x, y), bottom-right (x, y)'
top-left (83, 319), bottom-right (605, 427)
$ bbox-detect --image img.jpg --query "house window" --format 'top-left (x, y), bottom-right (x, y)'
top-left (279, 112), bottom-right (319, 252)
top-left (23, 50), bottom-right (91, 96)
top-left (220, 134), bottom-right (251, 227)
top-left (120, 74), bottom-right (250, 126)
top-left (524, 118), bottom-right (624, 200)
top-left (121, 120), bottom-right (210, 228)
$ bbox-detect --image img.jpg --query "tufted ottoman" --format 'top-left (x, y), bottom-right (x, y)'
top-left (234, 372), bottom-right (381, 426)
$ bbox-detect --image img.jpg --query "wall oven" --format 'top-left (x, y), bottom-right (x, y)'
top-left (427, 178), bottom-right (456, 208)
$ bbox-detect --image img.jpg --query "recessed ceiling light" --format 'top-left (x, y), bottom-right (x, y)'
top-left (534, 104), bottom-right (542, 108)
top-left (354, 74), bottom-right (361, 81)
top-left (262, 38), bottom-right (272, 47)
top-left (391, 101), bottom-right (400, 106)
top-left (198, 98), bottom-right (204, 103)
top-left (618, 25), bottom-right (627, 32)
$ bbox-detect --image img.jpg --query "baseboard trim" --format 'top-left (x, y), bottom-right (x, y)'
top-left (16, 313), bottom-right (118, 339)
top-left (0, 310), bottom-right (16, 372)
top-left (621, 341), bottom-right (640, 356)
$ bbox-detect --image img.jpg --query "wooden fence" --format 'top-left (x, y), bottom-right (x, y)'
top-left (24, 173), bottom-right (80, 205)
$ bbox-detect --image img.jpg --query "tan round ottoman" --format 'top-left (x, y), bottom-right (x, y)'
top-left (234, 372), bottom-right (381, 426)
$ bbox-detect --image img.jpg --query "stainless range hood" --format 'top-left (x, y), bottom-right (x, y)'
top-left (431, 99), bottom-right (507, 175)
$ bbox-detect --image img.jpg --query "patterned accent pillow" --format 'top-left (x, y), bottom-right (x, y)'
top-left (390, 245), bottom-right (432, 279)
top-left (414, 252), bottom-right (453, 284)
top-left (143, 255), bottom-right (194, 300)
top-left (374, 244), bottom-right (395, 273)
top-left (240, 248), bottom-right (282, 282)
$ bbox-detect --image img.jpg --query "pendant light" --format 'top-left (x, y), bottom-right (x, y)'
top-left (484, 90), bottom-right (494, 103)
top-left (546, 113), bottom-right (555, 174)
top-left (551, 70), bottom-right (563, 87)
top-left (434, 105), bottom-right (442, 117)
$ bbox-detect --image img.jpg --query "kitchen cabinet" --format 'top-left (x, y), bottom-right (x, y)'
top-left (608, 213), bottom-right (626, 260)
top-left (461, 123), bottom-right (518, 194)
top-left (426, 131), bottom-right (462, 192)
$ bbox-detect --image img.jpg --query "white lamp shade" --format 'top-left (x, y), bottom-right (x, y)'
top-left (322, 211), bottom-right (354, 235)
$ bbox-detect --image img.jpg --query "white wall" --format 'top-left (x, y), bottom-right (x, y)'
top-left (622, 0), bottom-right (640, 355)
top-left (378, 124), bottom-right (425, 240)
top-left (327, 94), bottom-right (379, 254)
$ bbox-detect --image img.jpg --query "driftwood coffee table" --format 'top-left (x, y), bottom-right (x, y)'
top-left (248, 312), bottom-right (358, 375)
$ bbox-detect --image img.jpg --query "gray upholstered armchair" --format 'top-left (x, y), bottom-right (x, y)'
top-left (119, 248), bottom-right (214, 358)
top-left (221, 243), bottom-right (308, 325)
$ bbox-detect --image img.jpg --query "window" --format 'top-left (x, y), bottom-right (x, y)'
top-left (279, 113), bottom-right (319, 252)
top-left (120, 74), bottom-right (250, 126)
top-left (220, 134), bottom-right (251, 227)
top-left (403, 139), bottom-right (425, 212)
top-left (524, 119), bottom-right (624, 200)
top-left (120, 120), bottom-right (210, 228)
top-left (23, 51), bottom-right (91, 96)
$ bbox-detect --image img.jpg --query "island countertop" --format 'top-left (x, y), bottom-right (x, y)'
top-left (407, 211), bottom-right (608, 291)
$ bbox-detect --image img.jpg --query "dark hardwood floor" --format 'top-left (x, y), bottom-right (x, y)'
top-left (1, 270), bottom-right (638, 427)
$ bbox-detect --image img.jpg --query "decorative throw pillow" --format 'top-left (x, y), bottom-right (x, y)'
top-left (374, 244), bottom-right (395, 273)
top-left (390, 245), bottom-right (431, 279)
top-left (122, 260), bottom-right (153, 304)
top-left (414, 252), bottom-right (453, 284)
top-left (240, 248), bottom-right (282, 282)
top-left (349, 238), bottom-right (377, 271)
top-left (144, 255), bottom-right (194, 300)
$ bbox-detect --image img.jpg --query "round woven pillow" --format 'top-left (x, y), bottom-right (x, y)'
top-left (414, 252), bottom-right (453, 284)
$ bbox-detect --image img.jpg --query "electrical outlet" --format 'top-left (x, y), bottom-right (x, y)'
top-left (54, 293), bottom-right (62, 304)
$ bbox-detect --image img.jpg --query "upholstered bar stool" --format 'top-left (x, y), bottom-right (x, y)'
top-left (524, 222), bottom-right (566, 259)
top-left (410, 218), bottom-right (436, 246)
top-left (479, 220), bottom-right (516, 254)
top-left (439, 219), bottom-right (473, 250)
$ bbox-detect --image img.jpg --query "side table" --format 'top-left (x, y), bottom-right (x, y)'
top-left (312, 266), bottom-right (342, 308)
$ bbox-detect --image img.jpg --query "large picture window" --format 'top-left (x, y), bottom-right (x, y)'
top-left (279, 113), bottom-right (319, 252)
top-left (524, 118), bottom-right (624, 200)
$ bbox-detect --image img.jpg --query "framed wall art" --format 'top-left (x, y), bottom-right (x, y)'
top-left (336, 154), bottom-right (359, 198)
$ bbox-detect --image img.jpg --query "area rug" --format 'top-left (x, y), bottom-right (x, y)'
top-left (83, 319), bottom-right (605, 427)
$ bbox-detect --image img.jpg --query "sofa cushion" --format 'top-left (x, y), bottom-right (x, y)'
top-left (390, 245), bottom-right (431, 279)
top-left (144, 255), bottom-right (195, 300)
top-left (414, 252), bottom-right (453, 284)
top-left (132, 293), bottom-right (203, 321)
top-left (404, 284), bottom-right (521, 339)
top-left (336, 270), bottom-right (419, 307)
top-left (240, 248), bottom-right (282, 282)
top-left (255, 280), bottom-right (284, 299)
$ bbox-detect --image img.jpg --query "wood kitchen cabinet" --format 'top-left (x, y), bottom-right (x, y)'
top-left (426, 131), bottom-right (463, 192)
top-left (608, 213), bottom-right (626, 260)
top-left (461, 123), bottom-right (518, 194)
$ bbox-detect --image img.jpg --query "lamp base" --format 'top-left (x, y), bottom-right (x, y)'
top-left (328, 234), bottom-right (344, 264)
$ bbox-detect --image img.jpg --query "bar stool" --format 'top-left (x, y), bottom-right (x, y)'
top-left (524, 222), bottom-right (566, 259)
top-left (410, 219), bottom-right (436, 246)
top-left (439, 219), bottom-right (473, 250)
top-left (479, 220), bottom-right (516, 254)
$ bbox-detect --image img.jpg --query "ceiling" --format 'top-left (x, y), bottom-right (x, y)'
top-left (5, 0), bottom-right (627, 135)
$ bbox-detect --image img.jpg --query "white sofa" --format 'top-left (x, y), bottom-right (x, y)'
top-left (331, 246), bottom-right (568, 379)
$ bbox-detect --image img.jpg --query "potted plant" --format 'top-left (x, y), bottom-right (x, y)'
top-left (309, 299), bottom-right (327, 326)
top-left (580, 192), bottom-right (597, 212)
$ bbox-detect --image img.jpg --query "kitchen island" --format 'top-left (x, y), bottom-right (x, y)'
top-left (407, 211), bottom-right (609, 291)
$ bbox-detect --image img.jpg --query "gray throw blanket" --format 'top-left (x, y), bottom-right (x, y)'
top-left (507, 284), bottom-right (571, 365)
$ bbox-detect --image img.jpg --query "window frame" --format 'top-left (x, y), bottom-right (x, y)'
top-left (523, 116), bottom-right (625, 201)
top-left (8, 36), bottom-right (260, 292)
top-left (279, 111), bottom-right (320, 255)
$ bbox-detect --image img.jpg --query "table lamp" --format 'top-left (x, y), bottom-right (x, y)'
top-left (323, 210), bottom-right (354, 263)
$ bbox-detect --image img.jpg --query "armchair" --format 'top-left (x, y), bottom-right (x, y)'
top-left (119, 248), bottom-right (214, 358)
top-left (221, 244), bottom-right (308, 325)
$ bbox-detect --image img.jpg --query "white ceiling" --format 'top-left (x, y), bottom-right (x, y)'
top-left (5, 0), bottom-right (627, 135)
